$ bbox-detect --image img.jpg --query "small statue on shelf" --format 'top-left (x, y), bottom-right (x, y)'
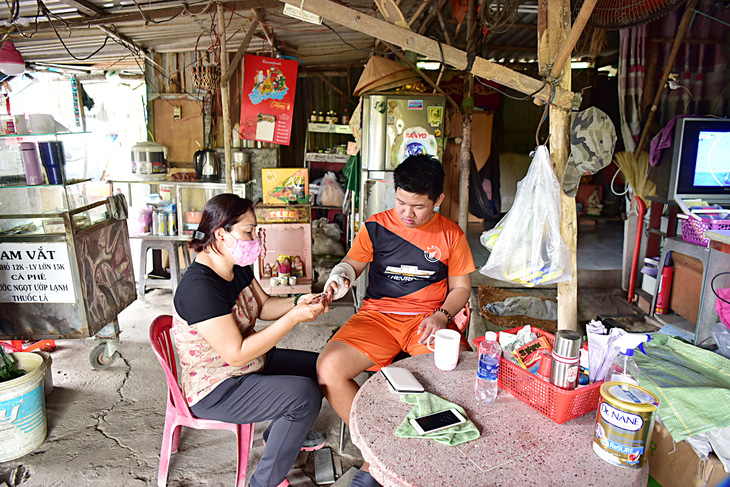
top-left (292, 255), bottom-right (304, 277)
top-left (271, 265), bottom-right (278, 277)
top-left (278, 257), bottom-right (291, 277)
top-left (262, 263), bottom-right (272, 278)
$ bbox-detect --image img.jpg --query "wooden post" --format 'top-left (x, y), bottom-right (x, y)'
top-left (635, 0), bottom-right (698, 155)
top-left (217, 2), bottom-right (233, 192)
top-left (457, 0), bottom-right (476, 231)
top-left (539, 0), bottom-right (577, 332)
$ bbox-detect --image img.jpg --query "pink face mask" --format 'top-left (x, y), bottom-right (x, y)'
top-left (225, 232), bottom-right (261, 267)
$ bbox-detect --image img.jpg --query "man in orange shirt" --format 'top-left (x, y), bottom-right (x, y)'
top-left (319, 154), bottom-right (475, 487)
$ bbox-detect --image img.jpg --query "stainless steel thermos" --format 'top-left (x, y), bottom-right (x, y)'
top-left (550, 330), bottom-right (581, 390)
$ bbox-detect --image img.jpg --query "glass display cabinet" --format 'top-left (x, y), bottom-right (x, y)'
top-left (0, 181), bottom-right (136, 369)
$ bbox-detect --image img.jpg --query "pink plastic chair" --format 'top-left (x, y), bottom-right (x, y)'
top-left (149, 315), bottom-right (255, 487)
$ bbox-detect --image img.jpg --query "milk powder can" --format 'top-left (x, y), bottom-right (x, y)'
top-left (592, 381), bottom-right (659, 468)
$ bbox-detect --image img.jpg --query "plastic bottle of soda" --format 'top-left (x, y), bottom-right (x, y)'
top-left (475, 331), bottom-right (501, 403)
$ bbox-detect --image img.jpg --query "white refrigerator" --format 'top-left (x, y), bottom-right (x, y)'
top-left (356, 93), bottom-right (446, 303)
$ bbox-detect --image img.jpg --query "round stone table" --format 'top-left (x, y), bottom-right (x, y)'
top-left (350, 351), bottom-right (648, 487)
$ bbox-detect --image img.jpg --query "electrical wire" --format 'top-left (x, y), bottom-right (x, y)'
top-left (475, 75), bottom-right (548, 101)
top-left (322, 21), bottom-right (402, 55)
top-left (479, 0), bottom-right (519, 38)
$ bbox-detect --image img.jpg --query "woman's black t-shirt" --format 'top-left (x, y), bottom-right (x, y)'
top-left (173, 261), bottom-right (255, 326)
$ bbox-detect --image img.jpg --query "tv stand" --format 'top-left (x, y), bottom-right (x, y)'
top-left (650, 236), bottom-right (730, 346)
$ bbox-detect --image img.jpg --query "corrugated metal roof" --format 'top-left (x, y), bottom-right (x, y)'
top-left (3, 0), bottom-right (619, 74)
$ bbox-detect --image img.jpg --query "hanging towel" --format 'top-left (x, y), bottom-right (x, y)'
top-left (394, 392), bottom-right (480, 446)
top-left (635, 335), bottom-right (730, 442)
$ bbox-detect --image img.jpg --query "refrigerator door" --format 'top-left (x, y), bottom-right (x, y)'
top-left (384, 94), bottom-right (445, 170)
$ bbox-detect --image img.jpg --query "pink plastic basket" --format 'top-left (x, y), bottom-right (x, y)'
top-left (681, 215), bottom-right (730, 247)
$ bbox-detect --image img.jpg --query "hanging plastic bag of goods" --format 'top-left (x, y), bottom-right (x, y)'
top-left (479, 145), bottom-right (571, 287)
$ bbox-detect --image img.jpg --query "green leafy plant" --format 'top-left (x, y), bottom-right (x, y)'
top-left (0, 349), bottom-right (26, 382)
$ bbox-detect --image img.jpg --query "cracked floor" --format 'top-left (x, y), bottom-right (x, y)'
top-left (0, 288), bottom-right (365, 487)
top-left (0, 278), bottom-right (637, 486)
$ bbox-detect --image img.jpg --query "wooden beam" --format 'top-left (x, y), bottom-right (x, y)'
top-left (217, 2), bottom-right (233, 192)
top-left (382, 41), bottom-right (459, 110)
top-left (417, 0), bottom-right (450, 35)
top-left (275, 0), bottom-right (576, 110)
top-left (221, 20), bottom-right (258, 86)
top-left (60, 0), bottom-right (106, 16)
top-left (549, 0), bottom-right (597, 78)
top-left (254, 9), bottom-right (277, 54)
top-left (374, 0), bottom-right (408, 27)
top-left (436, 10), bottom-right (453, 47)
top-left (635, 0), bottom-right (699, 155)
top-left (539, 0), bottom-right (577, 332)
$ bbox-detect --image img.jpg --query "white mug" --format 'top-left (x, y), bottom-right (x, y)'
top-left (426, 329), bottom-right (461, 371)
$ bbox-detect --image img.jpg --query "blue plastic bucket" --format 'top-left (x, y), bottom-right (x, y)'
top-left (0, 352), bottom-right (47, 461)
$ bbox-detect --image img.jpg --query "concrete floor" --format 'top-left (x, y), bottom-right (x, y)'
top-left (0, 287), bottom-right (644, 487)
top-left (0, 219), bottom-right (639, 486)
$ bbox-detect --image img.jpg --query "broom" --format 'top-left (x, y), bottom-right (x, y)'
top-left (613, 151), bottom-right (656, 205)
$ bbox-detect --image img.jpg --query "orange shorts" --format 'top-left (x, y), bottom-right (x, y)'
top-left (330, 309), bottom-right (470, 369)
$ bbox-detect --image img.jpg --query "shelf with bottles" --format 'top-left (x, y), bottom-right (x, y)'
top-left (307, 123), bottom-right (353, 134)
top-left (109, 179), bottom-right (246, 239)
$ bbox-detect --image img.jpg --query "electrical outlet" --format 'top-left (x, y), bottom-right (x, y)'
top-left (173, 105), bottom-right (182, 120)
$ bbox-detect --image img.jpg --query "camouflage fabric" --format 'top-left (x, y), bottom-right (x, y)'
top-left (562, 107), bottom-right (617, 197)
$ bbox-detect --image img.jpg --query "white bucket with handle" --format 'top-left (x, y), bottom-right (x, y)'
top-left (0, 352), bottom-right (47, 461)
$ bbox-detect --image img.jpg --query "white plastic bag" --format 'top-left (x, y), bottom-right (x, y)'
top-left (317, 171), bottom-right (345, 207)
top-left (479, 146), bottom-right (571, 287)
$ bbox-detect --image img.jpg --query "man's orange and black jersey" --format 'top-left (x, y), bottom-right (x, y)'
top-left (348, 209), bottom-right (476, 314)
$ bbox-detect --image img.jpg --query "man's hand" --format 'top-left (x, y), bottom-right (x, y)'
top-left (417, 311), bottom-right (449, 344)
top-left (323, 261), bottom-right (357, 301)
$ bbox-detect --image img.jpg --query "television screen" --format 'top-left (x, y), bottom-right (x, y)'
top-left (693, 130), bottom-right (730, 187)
top-left (670, 117), bottom-right (730, 204)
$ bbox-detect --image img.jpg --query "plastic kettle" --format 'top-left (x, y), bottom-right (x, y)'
top-left (193, 149), bottom-right (220, 181)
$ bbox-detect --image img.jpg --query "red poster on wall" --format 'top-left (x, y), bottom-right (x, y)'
top-left (239, 54), bottom-right (299, 146)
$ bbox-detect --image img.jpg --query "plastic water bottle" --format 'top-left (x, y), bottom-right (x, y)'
top-left (475, 331), bottom-right (501, 403)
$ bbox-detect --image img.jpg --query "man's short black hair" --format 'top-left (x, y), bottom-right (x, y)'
top-left (393, 154), bottom-right (445, 203)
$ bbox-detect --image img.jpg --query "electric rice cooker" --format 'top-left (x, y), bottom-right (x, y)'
top-left (131, 141), bottom-right (168, 175)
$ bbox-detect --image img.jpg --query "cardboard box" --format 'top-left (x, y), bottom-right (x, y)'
top-left (648, 422), bottom-right (728, 487)
top-left (669, 253), bottom-right (703, 323)
top-left (261, 168), bottom-right (309, 205)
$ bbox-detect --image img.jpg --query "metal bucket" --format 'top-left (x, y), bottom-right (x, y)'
top-left (592, 381), bottom-right (659, 468)
top-left (0, 352), bottom-right (47, 462)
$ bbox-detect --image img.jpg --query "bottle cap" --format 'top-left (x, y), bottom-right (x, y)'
top-left (484, 331), bottom-right (497, 341)
top-left (537, 352), bottom-right (552, 378)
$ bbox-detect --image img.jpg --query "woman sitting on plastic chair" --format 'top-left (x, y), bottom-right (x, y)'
top-left (172, 194), bottom-right (327, 487)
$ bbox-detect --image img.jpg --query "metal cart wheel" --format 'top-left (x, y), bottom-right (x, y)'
top-left (89, 343), bottom-right (117, 370)
top-left (89, 319), bottom-right (121, 371)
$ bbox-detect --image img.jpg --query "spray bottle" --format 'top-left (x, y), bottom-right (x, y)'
top-left (607, 333), bottom-right (652, 385)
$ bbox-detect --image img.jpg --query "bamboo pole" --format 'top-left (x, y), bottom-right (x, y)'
top-left (635, 0), bottom-right (698, 155)
top-left (457, 0), bottom-right (476, 231)
top-left (549, 0), bottom-right (598, 78)
top-left (539, 0), bottom-right (577, 332)
top-left (217, 2), bottom-right (233, 192)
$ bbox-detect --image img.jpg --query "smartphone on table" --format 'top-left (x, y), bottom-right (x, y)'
top-left (409, 408), bottom-right (467, 435)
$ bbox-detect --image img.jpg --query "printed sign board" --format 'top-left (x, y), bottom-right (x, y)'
top-left (0, 243), bottom-right (76, 304)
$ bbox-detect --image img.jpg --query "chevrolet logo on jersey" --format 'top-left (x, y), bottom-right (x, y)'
top-left (364, 222), bottom-right (448, 300)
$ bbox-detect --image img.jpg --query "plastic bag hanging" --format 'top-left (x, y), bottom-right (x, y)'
top-left (479, 145), bottom-right (572, 287)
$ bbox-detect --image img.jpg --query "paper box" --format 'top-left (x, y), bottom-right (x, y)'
top-left (648, 422), bottom-right (728, 487)
top-left (669, 253), bottom-right (703, 324)
top-left (261, 168), bottom-right (309, 205)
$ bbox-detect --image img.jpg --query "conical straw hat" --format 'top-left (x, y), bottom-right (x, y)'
top-left (353, 56), bottom-right (414, 95)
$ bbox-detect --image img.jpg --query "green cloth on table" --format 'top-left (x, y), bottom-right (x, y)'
top-left (394, 392), bottom-right (480, 446)
top-left (635, 334), bottom-right (730, 442)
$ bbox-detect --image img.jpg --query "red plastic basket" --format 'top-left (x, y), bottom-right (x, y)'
top-left (681, 215), bottom-right (730, 247)
top-left (474, 326), bottom-right (602, 424)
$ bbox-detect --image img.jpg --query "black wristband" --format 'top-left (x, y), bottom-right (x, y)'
top-left (293, 293), bottom-right (304, 306)
top-left (433, 307), bottom-right (452, 323)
